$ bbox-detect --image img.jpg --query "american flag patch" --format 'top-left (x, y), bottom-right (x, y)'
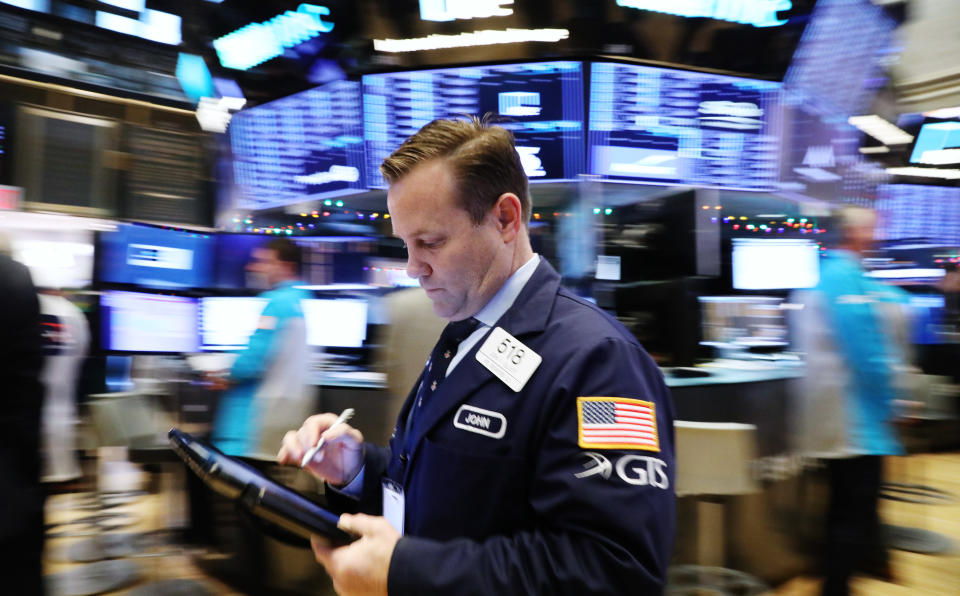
top-left (577, 397), bottom-right (659, 452)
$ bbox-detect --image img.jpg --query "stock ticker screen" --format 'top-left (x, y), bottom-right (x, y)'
top-left (588, 62), bottom-right (781, 190)
top-left (362, 61), bottom-right (586, 188)
top-left (229, 80), bottom-right (366, 211)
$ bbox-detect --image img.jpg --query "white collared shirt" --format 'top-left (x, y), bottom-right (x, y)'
top-left (447, 253), bottom-right (540, 375)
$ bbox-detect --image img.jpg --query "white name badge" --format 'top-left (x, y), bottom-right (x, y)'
top-left (475, 326), bottom-right (542, 392)
top-left (381, 479), bottom-right (405, 535)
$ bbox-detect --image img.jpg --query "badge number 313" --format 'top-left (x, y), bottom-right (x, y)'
top-left (476, 326), bottom-right (542, 392)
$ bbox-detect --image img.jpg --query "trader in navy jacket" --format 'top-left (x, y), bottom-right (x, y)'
top-left (279, 116), bottom-right (676, 595)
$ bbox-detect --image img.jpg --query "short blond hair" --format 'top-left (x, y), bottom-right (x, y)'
top-left (380, 116), bottom-right (531, 225)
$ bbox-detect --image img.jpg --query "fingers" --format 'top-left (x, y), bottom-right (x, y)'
top-left (277, 430), bottom-right (303, 464)
top-left (311, 534), bottom-right (334, 568)
top-left (338, 513), bottom-right (397, 539)
top-left (320, 423), bottom-right (364, 447)
top-left (276, 412), bottom-right (341, 464)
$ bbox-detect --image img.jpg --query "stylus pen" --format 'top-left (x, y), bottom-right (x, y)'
top-left (300, 408), bottom-right (355, 468)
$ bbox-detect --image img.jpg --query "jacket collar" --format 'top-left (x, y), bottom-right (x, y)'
top-left (401, 259), bottom-right (562, 478)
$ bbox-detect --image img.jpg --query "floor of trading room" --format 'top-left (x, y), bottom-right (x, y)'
top-left (42, 452), bottom-right (960, 595)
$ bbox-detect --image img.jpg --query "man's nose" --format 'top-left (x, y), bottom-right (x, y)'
top-left (405, 250), bottom-right (430, 279)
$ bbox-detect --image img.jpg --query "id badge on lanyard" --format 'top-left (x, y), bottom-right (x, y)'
top-left (382, 478), bottom-right (405, 535)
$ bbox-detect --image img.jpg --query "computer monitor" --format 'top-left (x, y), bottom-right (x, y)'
top-left (302, 299), bottom-right (368, 348)
top-left (100, 290), bottom-right (198, 353)
top-left (199, 296), bottom-right (268, 351)
top-left (97, 223), bottom-right (214, 289)
top-left (363, 61), bottom-right (585, 188)
top-left (732, 238), bottom-right (820, 290)
top-left (200, 297), bottom-right (368, 350)
top-left (588, 61), bottom-right (781, 190)
top-left (908, 294), bottom-right (946, 345)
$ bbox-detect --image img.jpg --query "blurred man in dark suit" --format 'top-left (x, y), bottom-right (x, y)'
top-left (0, 251), bottom-right (45, 594)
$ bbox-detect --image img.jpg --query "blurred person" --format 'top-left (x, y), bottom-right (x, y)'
top-left (192, 238), bottom-right (313, 584)
top-left (372, 287), bottom-right (445, 442)
top-left (212, 237), bottom-right (313, 456)
top-left (279, 117), bottom-right (676, 596)
top-left (789, 206), bottom-right (911, 596)
top-left (939, 262), bottom-right (960, 333)
top-left (38, 288), bottom-right (89, 486)
top-left (0, 249), bottom-right (45, 594)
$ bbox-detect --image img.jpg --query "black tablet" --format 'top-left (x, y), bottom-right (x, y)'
top-left (168, 428), bottom-right (354, 545)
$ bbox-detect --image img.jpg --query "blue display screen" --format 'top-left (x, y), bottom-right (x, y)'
top-left (909, 120), bottom-right (960, 165)
top-left (230, 80), bottom-right (366, 210)
top-left (363, 61), bottom-right (585, 188)
top-left (98, 223), bottom-right (214, 289)
top-left (909, 294), bottom-right (946, 345)
top-left (588, 62), bottom-right (780, 190)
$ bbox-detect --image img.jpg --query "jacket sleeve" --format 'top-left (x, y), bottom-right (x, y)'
top-left (386, 336), bottom-right (676, 596)
top-left (323, 443), bottom-right (392, 515)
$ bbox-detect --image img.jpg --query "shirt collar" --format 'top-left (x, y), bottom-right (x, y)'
top-left (472, 254), bottom-right (540, 328)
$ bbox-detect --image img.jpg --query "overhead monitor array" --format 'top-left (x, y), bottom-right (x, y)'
top-left (588, 63), bottom-right (780, 190)
top-left (230, 80), bottom-right (366, 211)
top-left (362, 61), bottom-right (586, 188)
top-left (229, 61), bottom-right (782, 208)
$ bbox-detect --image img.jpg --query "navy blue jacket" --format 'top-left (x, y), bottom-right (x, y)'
top-left (339, 259), bottom-right (675, 595)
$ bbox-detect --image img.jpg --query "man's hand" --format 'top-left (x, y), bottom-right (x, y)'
top-left (277, 413), bottom-right (365, 485)
top-left (312, 514), bottom-right (399, 596)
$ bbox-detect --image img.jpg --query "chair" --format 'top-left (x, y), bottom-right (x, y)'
top-left (668, 421), bottom-right (768, 595)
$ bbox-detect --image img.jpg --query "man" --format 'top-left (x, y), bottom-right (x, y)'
top-left (0, 252), bottom-right (45, 594)
top-left (279, 117), bottom-right (676, 595)
top-left (213, 238), bottom-right (313, 456)
top-left (789, 206), bottom-right (910, 596)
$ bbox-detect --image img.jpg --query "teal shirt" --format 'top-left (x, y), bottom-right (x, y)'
top-left (213, 281), bottom-right (312, 455)
top-left (816, 251), bottom-right (908, 455)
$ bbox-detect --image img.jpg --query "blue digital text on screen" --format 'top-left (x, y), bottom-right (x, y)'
top-left (362, 61), bottom-right (585, 188)
top-left (588, 62), bottom-right (781, 190)
top-left (230, 80), bottom-right (366, 211)
top-left (99, 223), bottom-right (214, 289)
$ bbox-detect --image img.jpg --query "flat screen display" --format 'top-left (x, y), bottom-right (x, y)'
top-left (302, 299), bottom-right (367, 348)
top-left (909, 294), bottom-right (946, 345)
top-left (363, 61), bottom-right (585, 187)
top-left (200, 296), bottom-right (268, 351)
top-left (230, 80), bottom-right (366, 211)
top-left (732, 238), bottom-right (820, 290)
top-left (200, 297), bottom-right (368, 350)
top-left (588, 62), bottom-right (780, 190)
top-left (100, 290), bottom-right (198, 353)
top-left (98, 223), bottom-right (214, 289)
top-left (876, 185), bottom-right (960, 246)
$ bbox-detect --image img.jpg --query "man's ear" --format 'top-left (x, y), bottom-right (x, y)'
top-left (493, 193), bottom-right (523, 242)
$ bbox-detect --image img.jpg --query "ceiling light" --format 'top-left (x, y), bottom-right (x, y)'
top-left (885, 166), bottom-right (960, 179)
top-left (373, 28), bottom-right (569, 52)
top-left (923, 106), bottom-right (960, 119)
top-left (848, 115), bottom-right (914, 145)
top-left (858, 146), bottom-right (890, 154)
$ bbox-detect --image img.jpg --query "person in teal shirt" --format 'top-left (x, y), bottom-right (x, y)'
top-left (213, 238), bottom-right (313, 456)
top-left (790, 206), bottom-right (911, 595)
